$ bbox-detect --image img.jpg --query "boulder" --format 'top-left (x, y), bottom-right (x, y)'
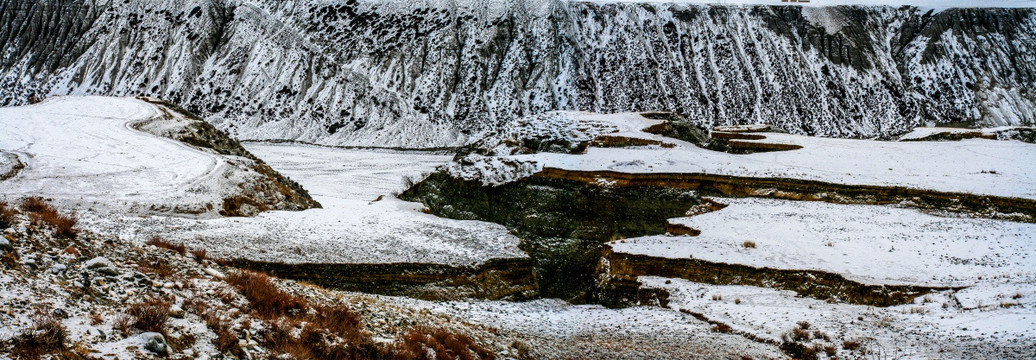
top-left (140, 332), bottom-right (169, 354)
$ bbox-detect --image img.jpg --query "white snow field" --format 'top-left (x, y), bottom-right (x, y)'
top-left (498, 112), bottom-right (1036, 200)
top-left (639, 276), bottom-right (1036, 359)
top-left (85, 144), bottom-right (526, 266)
top-left (613, 197), bottom-right (1036, 287)
top-left (0, 96), bottom-right (523, 266)
top-left (0, 96), bottom-right (272, 217)
top-left (585, 0), bottom-right (1036, 9)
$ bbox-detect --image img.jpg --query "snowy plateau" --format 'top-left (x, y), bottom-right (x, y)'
top-left (1, 0), bottom-right (1036, 360)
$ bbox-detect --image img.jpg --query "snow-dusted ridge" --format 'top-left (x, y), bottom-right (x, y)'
top-left (0, 96), bottom-right (316, 217)
top-left (613, 197), bottom-right (1036, 287)
top-left (1, 1), bottom-right (1033, 147)
top-left (472, 111), bottom-right (1036, 200)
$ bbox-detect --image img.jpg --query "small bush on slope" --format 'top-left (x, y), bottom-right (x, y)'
top-left (127, 295), bottom-right (173, 333)
top-left (0, 200), bottom-right (17, 228)
top-left (19, 197), bottom-right (77, 238)
top-left (226, 270), bottom-right (308, 318)
top-left (395, 326), bottom-right (497, 360)
top-left (7, 313), bottom-right (69, 359)
top-left (146, 236), bottom-right (187, 255)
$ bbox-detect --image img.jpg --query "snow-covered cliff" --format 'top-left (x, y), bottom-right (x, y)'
top-left (1, 0), bottom-right (1033, 146)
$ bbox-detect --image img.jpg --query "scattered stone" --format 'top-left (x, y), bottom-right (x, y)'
top-left (49, 263), bottom-right (67, 275)
top-left (52, 308), bottom-right (69, 319)
top-left (0, 237), bottom-right (11, 252)
top-left (204, 267), bottom-right (225, 279)
top-left (141, 332), bottom-right (169, 354)
top-left (85, 257), bottom-right (114, 269)
top-left (97, 267), bottom-right (120, 276)
top-left (169, 305), bottom-right (185, 318)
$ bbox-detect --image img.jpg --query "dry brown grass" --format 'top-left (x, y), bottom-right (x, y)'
top-left (224, 269), bottom-right (496, 360)
top-left (19, 197), bottom-right (50, 213)
top-left (8, 313), bottom-right (68, 358)
top-left (842, 339), bottom-right (862, 350)
top-left (394, 326), bottom-right (497, 360)
top-left (20, 197), bottom-right (77, 238)
top-left (137, 257), bottom-right (174, 278)
top-left (0, 200), bottom-right (17, 228)
top-left (114, 314), bottom-right (133, 337)
top-left (146, 236), bottom-right (187, 256)
top-left (226, 270), bottom-right (307, 318)
top-left (742, 241), bottom-right (756, 248)
top-left (126, 295), bottom-right (172, 333)
top-left (205, 311), bottom-right (244, 357)
top-left (190, 248), bottom-right (208, 262)
top-left (711, 323), bottom-right (733, 333)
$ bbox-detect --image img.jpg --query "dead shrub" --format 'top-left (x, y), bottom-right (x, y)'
top-left (8, 313), bottom-right (68, 358)
top-left (311, 303), bottom-right (363, 342)
top-left (114, 314), bottom-right (133, 337)
top-left (146, 236), bottom-right (186, 256)
top-left (205, 312), bottom-right (243, 357)
top-left (190, 248), bottom-right (207, 262)
top-left (263, 303), bottom-right (380, 359)
top-left (19, 197), bottom-right (50, 213)
top-left (842, 339), bottom-right (862, 351)
top-left (394, 326), bottom-right (496, 360)
top-left (137, 257), bottom-right (174, 278)
top-left (1, 249), bottom-right (18, 268)
top-left (226, 270), bottom-right (307, 318)
top-left (183, 297), bottom-right (209, 315)
top-left (779, 341), bottom-right (819, 360)
top-left (0, 201), bottom-right (17, 228)
top-left (89, 312), bottom-right (103, 326)
top-left (63, 246), bottom-right (81, 257)
top-left (711, 323), bottom-right (733, 333)
top-left (126, 295), bottom-right (172, 332)
top-left (742, 240), bottom-right (756, 248)
top-left (20, 197), bottom-right (77, 238)
top-left (790, 327), bottom-right (811, 342)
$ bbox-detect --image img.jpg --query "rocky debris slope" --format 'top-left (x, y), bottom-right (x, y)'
top-left (0, 196), bottom-right (785, 360)
top-left (0, 0), bottom-right (1033, 147)
top-left (0, 96), bottom-right (319, 217)
top-left (0, 198), bottom-right (512, 359)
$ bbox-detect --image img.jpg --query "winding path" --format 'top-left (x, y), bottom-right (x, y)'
top-left (0, 96), bottom-right (227, 214)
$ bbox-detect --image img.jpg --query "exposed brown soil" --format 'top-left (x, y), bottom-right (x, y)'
top-left (726, 140), bottom-right (803, 152)
top-left (534, 168), bottom-right (1036, 222)
top-left (663, 222), bottom-right (700, 236)
top-left (901, 130), bottom-right (997, 142)
top-left (597, 248), bottom-right (958, 307)
top-left (709, 131), bottom-right (767, 140)
top-left (591, 135), bottom-right (675, 148)
top-left (230, 258), bottom-right (538, 301)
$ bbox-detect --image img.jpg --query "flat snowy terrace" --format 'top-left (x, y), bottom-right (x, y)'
top-left (612, 198), bottom-right (1036, 287)
top-left (86, 144), bottom-right (526, 266)
top-left (510, 113), bottom-right (1036, 200)
top-left (0, 96), bottom-right (248, 213)
top-left (639, 277), bottom-right (1036, 358)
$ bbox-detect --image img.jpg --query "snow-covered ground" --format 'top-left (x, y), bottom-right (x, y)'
top-left (613, 198), bottom-right (1036, 287)
top-left (0, 96), bottom-right (277, 217)
top-left (640, 277), bottom-right (1036, 359)
top-left (379, 296), bottom-right (785, 359)
top-left (84, 144), bottom-right (526, 266)
top-left (499, 112), bottom-right (1036, 199)
top-left (583, 0), bottom-right (1036, 9)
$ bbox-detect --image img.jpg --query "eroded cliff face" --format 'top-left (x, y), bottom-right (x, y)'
top-left (2, 0), bottom-right (1033, 147)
